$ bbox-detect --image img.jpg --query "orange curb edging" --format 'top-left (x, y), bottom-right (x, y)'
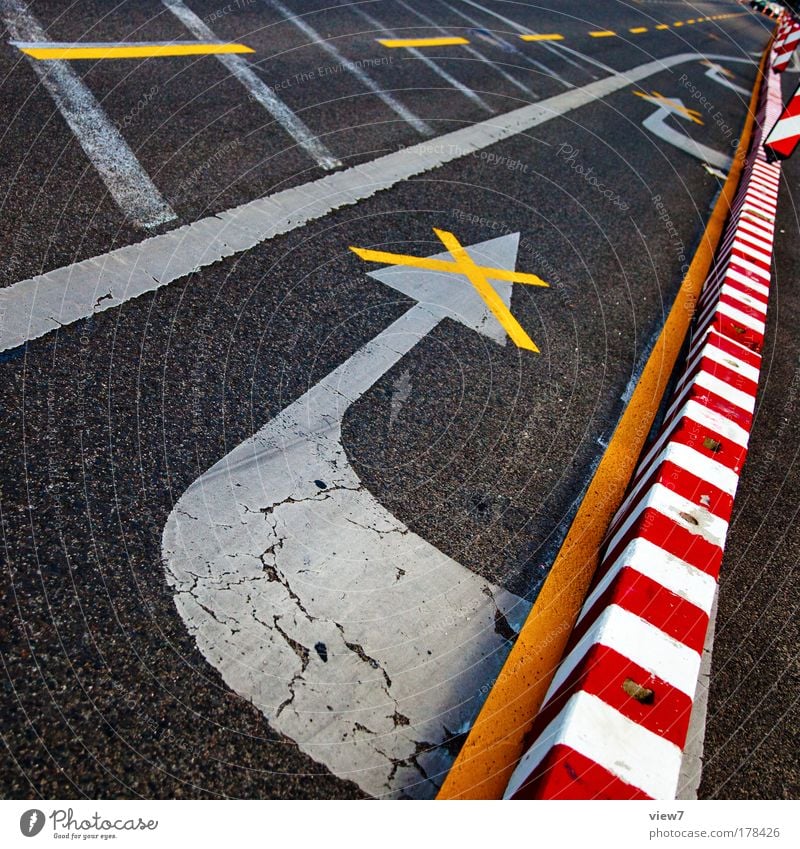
top-left (437, 38), bottom-right (774, 801)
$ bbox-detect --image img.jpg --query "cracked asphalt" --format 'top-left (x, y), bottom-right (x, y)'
top-left (0, 0), bottom-right (796, 800)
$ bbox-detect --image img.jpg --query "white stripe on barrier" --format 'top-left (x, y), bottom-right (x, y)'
top-left (578, 538), bottom-right (718, 626)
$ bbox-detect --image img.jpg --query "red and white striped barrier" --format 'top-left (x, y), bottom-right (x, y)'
top-left (503, 60), bottom-right (784, 800)
top-left (772, 14), bottom-right (800, 72)
top-left (764, 80), bottom-right (800, 160)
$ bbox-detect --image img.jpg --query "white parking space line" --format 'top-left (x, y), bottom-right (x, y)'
top-left (161, 0), bottom-right (340, 170)
top-left (353, 5), bottom-right (494, 113)
top-left (395, 0), bottom-right (537, 99)
top-left (439, 0), bottom-right (574, 85)
top-left (0, 51), bottom-right (739, 352)
top-left (460, 0), bottom-right (579, 82)
top-left (270, 0), bottom-right (433, 136)
top-left (1, 0), bottom-right (177, 229)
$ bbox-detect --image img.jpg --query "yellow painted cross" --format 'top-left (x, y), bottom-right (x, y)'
top-left (350, 228), bottom-right (549, 352)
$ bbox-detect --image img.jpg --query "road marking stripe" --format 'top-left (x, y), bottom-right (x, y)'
top-left (0, 51), bottom-right (733, 352)
top-left (377, 36), bottom-right (469, 47)
top-left (630, 27), bottom-right (648, 34)
top-left (269, 0), bottom-right (432, 136)
top-left (519, 33), bottom-right (564, 41)
top-left (15, 41), bottom-right (253, 59)
top-left (0, 0), bottom-right (176, 229)
top-left (162, 0), bottom-right (339, 170)
top-left (589, 30), bottom-right (616, 37)
top-left (656, 24), bottom-right (670, 30)
top-left (504, 693), bottom-right (683, 801)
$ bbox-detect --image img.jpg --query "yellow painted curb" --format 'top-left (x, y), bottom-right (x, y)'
top-left (437, 39), bottom-right (772, 801)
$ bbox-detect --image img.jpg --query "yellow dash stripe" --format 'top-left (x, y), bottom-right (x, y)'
top-left (519, 33), bottom-right (564, 42)
top-left (629, 27), bottom-right (648, 34)
top-left (349, 246), bottom-right (549, 287)
top-left (674, 21), bottom-right (684, 26)
top-left (656, 24), bottom-right (670, 30)
top-left (589, 30), bottom-right (616, 37)
top-left (20, 43), bottom-right (254, 60)
top-left (378, 36), bottom-right (469, 48)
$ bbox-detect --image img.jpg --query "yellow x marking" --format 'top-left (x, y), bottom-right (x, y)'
top-left (350, 228), bottom-right (548, 352)
top-left (634, 89), bottom-right (704, 124)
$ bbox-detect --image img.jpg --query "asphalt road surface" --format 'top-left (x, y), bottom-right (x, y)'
top-left (0, 0), bottom-right (796, 800)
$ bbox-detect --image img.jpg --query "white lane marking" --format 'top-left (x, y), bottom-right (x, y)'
top-left (638, 93), bottom-right (733, 170)
top-left (458, 0), bottom-right (577, 83)
top-left (504, 691), bottom-right (683, 800)
top-left (544, 604), bottom-right (702, 705)
top-left (270, 0), bottom-right (432, 135)
top-left (702, 61), bottom-right (751, 96)
top-left (0, 51), bottom-right (741, 352)
top-left (353, 5), bottom-right (494, 113)
top-left (162, 234), bottom-right (530, 799)
top-left (161, 0), bottom-right (340, 170)
top-left (0, 0), bottom-right (176, 229)
top-left (394, 0), bottom-right (536, 99)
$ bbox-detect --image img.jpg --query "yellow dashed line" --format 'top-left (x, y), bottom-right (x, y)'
top-left (656, 24), bottom-right (669, 30)
top-left (630, 27), bottom-right (648, 34)
top-left (589, 30), bottom-right (616, 37)
top-left (519, 33), bottom-right (564, 42)
top-left (674, 21), bottom-right (684, 27)
top-left (378, 36), bottom-right (469, 48)
top-left (19, 42), bottom-right (254, 59)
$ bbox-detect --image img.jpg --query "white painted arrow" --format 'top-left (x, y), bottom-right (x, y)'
top-left (161, 234), bottom-right (532, 799)
top-left (637, 91), bottom-right (733, 171)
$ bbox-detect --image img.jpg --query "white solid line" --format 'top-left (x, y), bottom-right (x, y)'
top-left (353, 6), bottom-right (494, 113)
top-left (695, 366), bottom-right (759, 411)
top-left (505, 692), bottom-right (684, 800)
top-left (458, 0), bottom-right (578, 83)
top-left (270, 0), bottom-right (432, 135)
top-left (161, 0), bottom-right (340, 170)
top-left (395, 0), bottom-right (537, 98)
top-left (0, 0), bottom-right (176, 229)
top-left (0, 51), bottom-right (735, 351)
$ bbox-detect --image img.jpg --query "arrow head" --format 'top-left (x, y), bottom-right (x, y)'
top-left (365, 232), bottom-right (521, 346)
